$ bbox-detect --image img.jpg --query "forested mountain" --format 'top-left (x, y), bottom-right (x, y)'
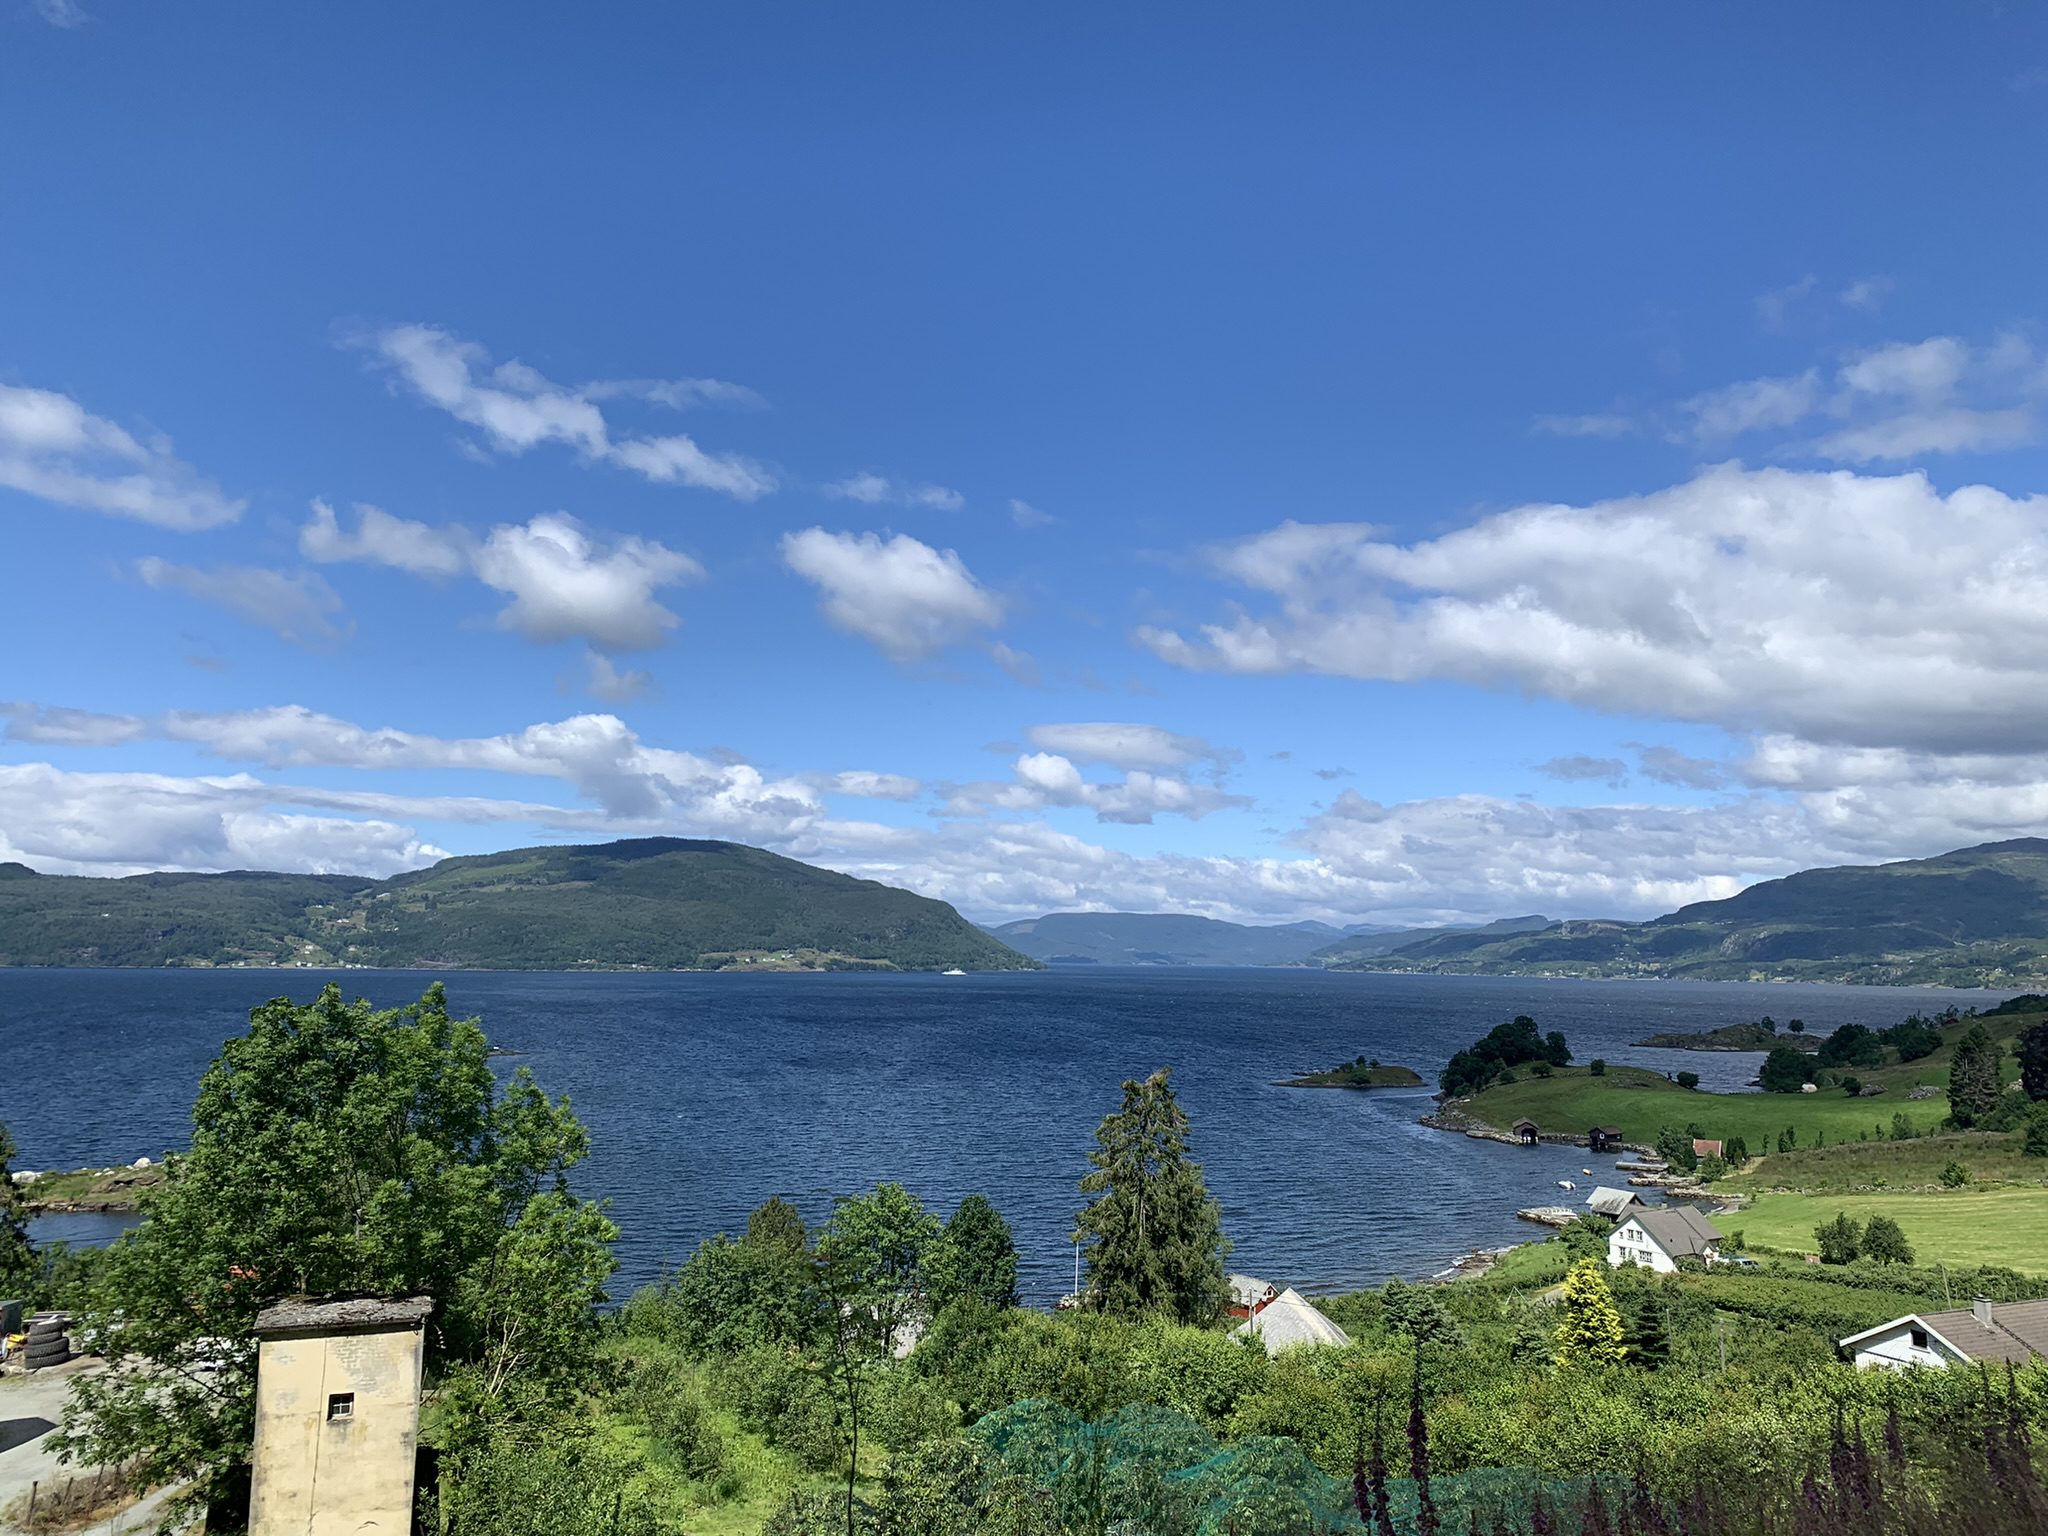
top-left (0, 839), bottom-right (1033, 972)
top-left (1311, 914), bottom-right (1553, 966)
top-left (1338, 839), bottom-right (2048, 986)
top-left (989, 912), bottom-right (1348, 966)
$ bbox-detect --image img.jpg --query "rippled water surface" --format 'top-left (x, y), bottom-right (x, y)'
top-left (5, 967), bottom-right (2004, 1302)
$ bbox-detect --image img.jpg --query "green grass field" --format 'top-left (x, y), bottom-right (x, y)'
top-left (1460, 1064), bottom-right (1953, 1149)
top-left (1725, 1186), bottom-right (2048, 1272)
top-left (1724, 1130), bottom-right (2048, 1194)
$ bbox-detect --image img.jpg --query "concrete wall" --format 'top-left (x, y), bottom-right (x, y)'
top-left (249, 1323), bottom-right (424, 1536)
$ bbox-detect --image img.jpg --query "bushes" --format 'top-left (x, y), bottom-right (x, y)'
top-left (1676, 1071), bottom-right (1700, 1091)
top-left (709, 1345), bottom-right (845, 1473)
top-left (1815, 1213), bottom-right (1863, 1265)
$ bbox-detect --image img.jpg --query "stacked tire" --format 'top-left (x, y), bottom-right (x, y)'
top-left (23, 1312), bottom-right (71, 1370)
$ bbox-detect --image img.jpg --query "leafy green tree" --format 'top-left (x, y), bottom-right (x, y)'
top-left (1785, 1018), bottom-right (1802, 1034)
top-left (1948, 1024), bottom-right (2005, 1127)
top-left (1588, 1058), bottom-right (1606, 1076)
top-left (54, 984), bottom-right (614, 1522)
top-left (1675, 1071), bottom-right (1700, 1091)
top-left (1817, 1023), bottom-right (1884, 1069)
top-left (1654, 1126), bottom-right (1697, 1172)
top-left (1814, 1213), bottom-right (1863, 1264)
top-left (1760, 1047), bottom-right (1816, 1094)
top-left (1940, 1161), bottom-right (1971, 1189)
top-left (2020, 1022), bottom-right (2048, 1102)
top-left (927, 1193), bottom-right (1020, 1312)
top-left (1553, 1259), bottom-right (1626, 1366)
top-left (1075, 1068), bottom-right (1229, 1324)
top-left (2024, 1109), bottom-right (2048, 1159)
top-left (1883, 1018), bottom-right (1941, 1062)
top-left (0, 1122), bottom-right (36, 1301)
top-left (1862, 1215), bottom-right (1915, 1265)
top-left (819, 1182), bottom-right (941, 1359)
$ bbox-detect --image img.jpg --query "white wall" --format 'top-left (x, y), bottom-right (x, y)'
top-left (1607, 1220), bottom-right (1675, 1274)
top-left (1849, 1322), bottom-right (1961, 1372)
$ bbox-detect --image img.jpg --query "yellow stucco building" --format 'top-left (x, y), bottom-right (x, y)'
top-left (249, 1295), bottom-right (433, 1536)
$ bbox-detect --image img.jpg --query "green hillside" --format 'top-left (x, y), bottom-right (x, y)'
top-left (1312, 913), bottom-right (1551, 965)
top-left (1338, 838), bottom-right (2048, 985)
top-left (0, 838), bottom-right (1034, 972)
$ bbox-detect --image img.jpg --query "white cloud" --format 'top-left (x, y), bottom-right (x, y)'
top-left (1635, 745), bottom-right (1727, 790)
top-left (582, 650), bottom-right (650, 703)
top-left (1679, 371), bottom-right (1819, 440)
top-left (299, 502), bottom-right (702, 654)
top-left (1024, 722), bottom-right (1220, 772)
top-left (577, 376), bottom-right (766, 410)
top-left (0, 382), bottom-right (243, 530)
top-left (991, 642), bottom-right (1043, 687)
top-left (827, 771), bottom-right (923, 801)
top-left (1140, 463), bottom-right (2048, 758)
top-left (135, 559), bottom-right (348, 647)
top-left (944, 750), bottom-right (1248, 827)
top-left (1806, 407), bottom-right (2034, 464)
top-left (1755, 275), bottom-right (1817, 332)
top-left (300, 499), bottom-right (468, 577)
top-left (473, 514), bottom-right (702, 651)
top-left (1533, 413), bottom-right (1634, 439)
top-left (1, 704), bottom-right (145, 747)
top-left (825, 473), bottom-right (964, 510)
top-left (32, 0), bottom-right (88, 28)
top-left (354, 324), bottom-right (776, 500)
top-left (781, 528), bottom-right (1003, 659)
top-left (1839, 277), bottom-right (1894, 311)
top-left (1009, 498), bottom-right (1057, 529)
top-left (1838, 337), bottom-right (1968, 399)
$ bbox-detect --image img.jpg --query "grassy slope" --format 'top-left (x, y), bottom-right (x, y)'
top-left (1458, 1003), bottom-right (2040, 1147)
top-left (1722, 1131), bottom-right (2048, 1195)
top-left (1727, 1187), bottom-right (2048, 1272)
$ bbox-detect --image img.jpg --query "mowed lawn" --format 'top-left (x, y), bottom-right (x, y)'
top-left (1726, 1187), bottom-right (2048, 1272)
top-left (1462, 1065), bottom-right (1953, 1149)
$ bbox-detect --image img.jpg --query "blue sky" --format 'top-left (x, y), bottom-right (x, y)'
top-left (7, 3), bottom-right (2048, 923)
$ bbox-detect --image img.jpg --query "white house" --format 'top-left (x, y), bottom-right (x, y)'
top-left (1839, 1297), bottom-right (2048, 1372)
top-left (1607, 1206), bottom-right (1722, 1273)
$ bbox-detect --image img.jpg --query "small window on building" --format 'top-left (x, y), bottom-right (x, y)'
top-left (327, 1393), bottom-right (354, 1422)
top-left (1909, 1328), bottom-right (1929, 1351)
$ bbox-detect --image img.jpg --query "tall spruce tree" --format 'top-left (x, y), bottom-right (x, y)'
top-left (2019, 1022), bottom-right (2048, 1103)
top-left (1075, 1068), bottom-right (1229, 1323)
top-left (1553, 1259), bottom-right (1627, 1366)
top-left (1948, 1024), bottom-right (2005, 1127)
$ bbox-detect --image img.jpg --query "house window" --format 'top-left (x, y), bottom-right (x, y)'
top-left (1909, 1329), bottom-right (1928, 1351)
top-left (327, 1393), bottom-right (354, 1422)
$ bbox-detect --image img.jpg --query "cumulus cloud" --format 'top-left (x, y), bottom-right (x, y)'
top-left (781, 528), bottom-right (1003, 659)
top-left (825, 473), bottom-right (964, 510)
top-left (0, 382), bottom-right (243, 530)
top-left (1138, 463), bottom-right (2048, 757)
top-left (353, 324), bottom-right (776, 500)
top-left (943, 750), bottom-right (1249, 827)
top-left (1023, 722), bottom-right (1222, 772)
top-left (299, 502), bottom-right (701, 656)
top-left (136, 558), bottom-right (348, 646)
top-left (474, 514), bottom-right (701, 650)
top-left (827, 771), bottom-right (924, 801)
top-left (582, 650), bottom-right (651, 703)
top-left (1680, 371), bottom-right (1820, 440)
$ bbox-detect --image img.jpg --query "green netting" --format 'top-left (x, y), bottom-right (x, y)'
top-left (969, 1399), bottom-right (1619, 1535)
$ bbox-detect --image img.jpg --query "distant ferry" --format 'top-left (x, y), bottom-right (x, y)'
top-left (942, 968), bottom-right (966, 976)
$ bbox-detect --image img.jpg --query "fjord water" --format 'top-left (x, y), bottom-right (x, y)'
top-left (6, 967), bottom-right (2005, 1302)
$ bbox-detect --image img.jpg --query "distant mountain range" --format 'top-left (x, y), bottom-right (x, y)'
top-left (987, 911), bottom-right (1550, 967)
top-left (1339, 838), bottom-right (2048, 987)
top-left (0, 839), bottom-right (1032, 972)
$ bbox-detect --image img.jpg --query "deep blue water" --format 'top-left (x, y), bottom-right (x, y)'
top-left (4, 967), bottom-right (2007, 1303)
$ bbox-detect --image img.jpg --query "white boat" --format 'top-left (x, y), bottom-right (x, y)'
top-left (1557, 1179), bottom-right (1576, 1191)
top-left (942, 968), bottom-right (966, 976)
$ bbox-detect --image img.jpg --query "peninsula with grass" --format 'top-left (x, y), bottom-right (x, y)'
top-left (1278, 1055), bottom-right (1424, 1088)
top-left (1631, 1018), bottom-right (1821, 1052)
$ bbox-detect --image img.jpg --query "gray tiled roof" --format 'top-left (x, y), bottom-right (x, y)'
top-left (254, 1295), bottom-right (434, 1336)
top-left (1918, 1300), bottom-right (2048, 1365)
top-left (1630, 1205), bottom-right (1721, 1258)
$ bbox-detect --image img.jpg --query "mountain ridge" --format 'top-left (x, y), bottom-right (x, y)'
top-left (0, 837), bottom-right (1034, 972)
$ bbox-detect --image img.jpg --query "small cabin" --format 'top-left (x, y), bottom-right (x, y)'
top-left (1511, 1117), bottom-right (1540, 1146)
top-left (1588, 1125), bottom-right (1623, 1152)
top-left (1692, 1138), bottom-right (1724, 1161)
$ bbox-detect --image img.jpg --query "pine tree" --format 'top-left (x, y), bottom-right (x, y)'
top-left (1554, 1259), bottom-right (1627, 1366)
top-left (1948, 1024), bottom-right (2004, 1128)
top-left (1075, 1068), bottom-right (1230, 1323)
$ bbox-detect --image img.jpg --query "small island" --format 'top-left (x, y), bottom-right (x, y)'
top-left (16, 1160), bottom-right (169, 1213)
top-left (1279, 1055), bottom-right (1424, 1089)
top-left (1632, 1020), bottom-right (1820, 1052)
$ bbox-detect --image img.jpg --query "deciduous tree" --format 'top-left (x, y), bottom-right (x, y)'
top-left (928, 1193), bottom-right (1020, 1312)
top-left (1075, 1068), bottom-right (1229, 1324)
top-left (1861, 1215), bottom-right (1915, 1265)
top-left (54, 984), bottom-right (615, 1522)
